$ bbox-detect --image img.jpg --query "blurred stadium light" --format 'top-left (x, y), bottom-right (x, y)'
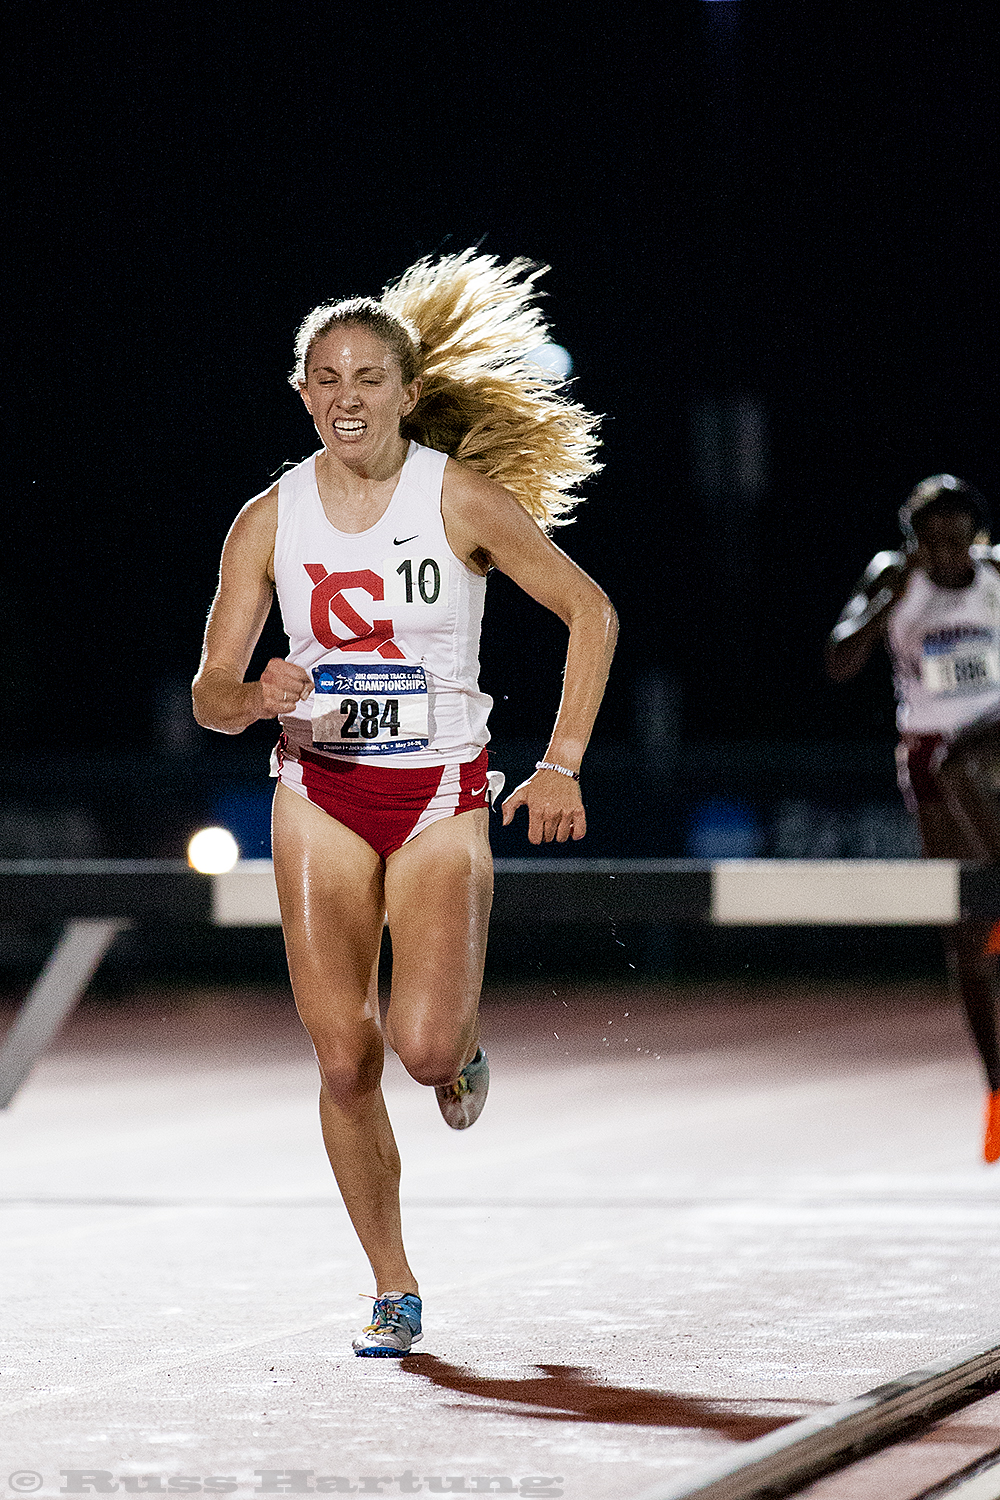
top-left (525, 342), bottom-right (573, 379)
top-left (187, 826), bottom-right (240, 874)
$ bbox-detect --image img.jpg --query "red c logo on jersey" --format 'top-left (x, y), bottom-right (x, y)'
top-left (303, 565), bottom-right (404, 659)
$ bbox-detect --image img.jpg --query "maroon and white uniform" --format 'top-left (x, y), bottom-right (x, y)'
top-left (889, 562), bottom-right (1000, 806)
top-left (271, 441), bottom-right (498, 854)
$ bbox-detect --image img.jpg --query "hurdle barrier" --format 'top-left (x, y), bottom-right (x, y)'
top-left (4, 857), bottom-right (1000, 1111)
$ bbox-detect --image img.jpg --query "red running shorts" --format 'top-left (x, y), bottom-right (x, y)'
top-left (274, 739), bottom-right (491, 859)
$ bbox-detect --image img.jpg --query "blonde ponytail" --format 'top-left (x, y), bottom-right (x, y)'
top-left (382, 250), bottom-right (602, 531)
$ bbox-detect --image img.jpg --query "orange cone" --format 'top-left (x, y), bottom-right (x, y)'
top-left (985, 1091), bottom-right (1000, 1163)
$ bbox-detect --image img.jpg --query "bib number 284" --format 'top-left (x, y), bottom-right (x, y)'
top-left (311, 661), bottom-right (430, 755)
top-left (340, 697), bottom-right (400, 739)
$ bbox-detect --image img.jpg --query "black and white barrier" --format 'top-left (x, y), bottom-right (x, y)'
top-left (4, 857), bottom-right (1000, 1110)
top-left (6, 856), bottom-right (1000, 930)
top-left (211, 857), bottom-right (986, 928)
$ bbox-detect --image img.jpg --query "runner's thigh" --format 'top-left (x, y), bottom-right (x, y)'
top-left (382, 807), bottom-right (493, 1063)
top-left (271, 781), bottom-right (387, 1040)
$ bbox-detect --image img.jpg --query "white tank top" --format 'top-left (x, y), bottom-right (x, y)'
top-left (273, 441), bottom-right (492, 767)
top-left (888, 561), bottom-right (1000, 735)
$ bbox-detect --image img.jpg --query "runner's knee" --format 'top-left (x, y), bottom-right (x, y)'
top-left (315, 1035), bottom-right (384, 1109)
top-left (388, 1021), bottom-right (470, 1088)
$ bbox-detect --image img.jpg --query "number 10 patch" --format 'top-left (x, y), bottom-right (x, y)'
top-left (382, 550), bottom-right (449, 606)
top-left (311, 661), bottom-right (430, 755)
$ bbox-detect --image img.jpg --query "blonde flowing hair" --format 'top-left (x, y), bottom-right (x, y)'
top-left (290, 250), bottom-right (602, 531)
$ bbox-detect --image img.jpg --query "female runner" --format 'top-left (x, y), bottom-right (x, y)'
top-left (192, 251), bottom-right (617, 1354)
top-left (825, 474), bottom-right (1000, 1161)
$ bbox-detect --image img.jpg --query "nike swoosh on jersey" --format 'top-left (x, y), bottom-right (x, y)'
top-left (394, 534), bottom-right (418, 545)
top-left (471, 783), bottom-right (488, 798)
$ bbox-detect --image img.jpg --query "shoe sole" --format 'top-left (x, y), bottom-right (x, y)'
top-left (352, 1331), bottom-right (423, 1358)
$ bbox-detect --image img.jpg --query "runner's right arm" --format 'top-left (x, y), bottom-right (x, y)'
top-left (824, 550), bottom-right (912, 683)
top-left (192, 487), bottom-right (312, 734)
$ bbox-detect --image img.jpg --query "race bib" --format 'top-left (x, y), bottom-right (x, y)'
top-left (311, 661), bottom-right (429, 755)
top-left (921, 645), bottom-right (1000, 696)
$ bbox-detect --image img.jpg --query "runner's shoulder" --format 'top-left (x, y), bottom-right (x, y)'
top-left (218, 484), bottom-right (279, 585)
top-left (859, 549), bottom-right (909, 595)
top-left (227, 483), bottom-right (279, 545)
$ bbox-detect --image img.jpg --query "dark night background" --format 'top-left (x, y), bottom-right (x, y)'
top-left (2, 0), bottom-right (997, 864)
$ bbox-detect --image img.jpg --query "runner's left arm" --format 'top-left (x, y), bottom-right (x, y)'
top-left (442, 461), bottom-right (617, 845)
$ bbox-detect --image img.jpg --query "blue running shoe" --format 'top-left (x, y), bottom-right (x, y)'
top-left (352, 1293), bottom-right (423, 1357)
top-left (435, 1047), bottom-right (489, 1130)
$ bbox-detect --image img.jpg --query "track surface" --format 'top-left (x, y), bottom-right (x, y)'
top-left (4, 979), bottom-right (1000, 1499)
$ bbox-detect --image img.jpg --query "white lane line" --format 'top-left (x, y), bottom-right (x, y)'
top-left (6, 1198), bottom-right (1000, 1267)
top-left (8, 1190), bottom-right (1000, 1208)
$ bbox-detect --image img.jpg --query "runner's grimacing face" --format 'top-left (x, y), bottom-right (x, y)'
top-left (299, 326), bottom-right (420, 460)
top-left (915, 511), bottom-right (978, 590)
